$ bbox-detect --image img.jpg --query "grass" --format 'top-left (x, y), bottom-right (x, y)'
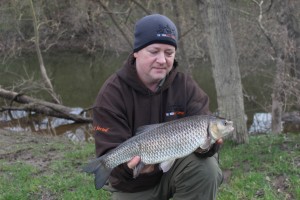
top-left (218, 133), bottom-right (300, 200)
top-left (0, 130), bottom-right (299, 200)
top-left (0, 131), bottom-right (111, 200)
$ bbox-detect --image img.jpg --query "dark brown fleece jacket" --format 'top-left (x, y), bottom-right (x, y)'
top-left (92, 54), bottom-right (210, 192)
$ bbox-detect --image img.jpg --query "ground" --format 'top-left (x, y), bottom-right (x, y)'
top-left (0, 129), bottom-right (103, 200)
top-left (0, 130), bottom-right (67, 170)
top-left (1, 129), bottom-right (299, 200)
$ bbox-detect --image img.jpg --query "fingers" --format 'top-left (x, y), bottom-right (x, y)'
top-left (216, 138), bottom-right (223, 144)
top-left (127, 156), bottom-right (141, 169)
top-left (127, 156), bottom-right (155, 174)
top-left (140, 165), bottom-right (155, 173)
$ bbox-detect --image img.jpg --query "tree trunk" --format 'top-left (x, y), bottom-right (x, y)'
top-left (200, 0), bottom-right (248, 143)
top-left (271, 54), bottom-right (285, 133)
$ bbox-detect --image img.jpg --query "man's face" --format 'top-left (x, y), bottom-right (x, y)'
top-left (134, 43), bottom-right (176, 88)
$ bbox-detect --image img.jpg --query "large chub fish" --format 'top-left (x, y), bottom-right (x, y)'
top-left (83, 115), bottom-right (234, 189)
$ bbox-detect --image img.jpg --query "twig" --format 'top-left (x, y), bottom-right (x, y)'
top-left (98, 0), bottom-right (133, 49)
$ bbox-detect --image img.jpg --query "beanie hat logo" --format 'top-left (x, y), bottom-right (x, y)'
top-left (156, 24), bottom-right (176, 40)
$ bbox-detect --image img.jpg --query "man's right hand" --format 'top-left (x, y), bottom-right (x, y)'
top-left (127, 156), bottom-right (155, 174)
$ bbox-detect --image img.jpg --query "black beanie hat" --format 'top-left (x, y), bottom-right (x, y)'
top-left (133, 14), bottom-right (178, 52)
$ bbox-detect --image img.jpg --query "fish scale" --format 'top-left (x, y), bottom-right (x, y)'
top-left (105, 141), bottom-right (140, 168)
top-left (139, 117), bottom-right (208, 164)
top-left (83, 115), bottom-right (234, 190)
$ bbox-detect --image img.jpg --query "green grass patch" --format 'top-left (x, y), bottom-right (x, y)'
top-left (0, 131), bottom-right (110, 200)
top-left (218, 133), bottom-right (300, 200)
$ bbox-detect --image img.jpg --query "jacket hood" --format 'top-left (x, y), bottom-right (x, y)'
top-left (116, 53), bottom-right (178, 95)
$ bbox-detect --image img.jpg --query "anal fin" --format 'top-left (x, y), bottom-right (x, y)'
top-left (159, 159), bottom-right (176, 173)
top-left (133, 162), bottom-right (145, 178)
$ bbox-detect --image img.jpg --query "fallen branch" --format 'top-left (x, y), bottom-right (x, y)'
top-left (0, 88), bottom-right (92, 123)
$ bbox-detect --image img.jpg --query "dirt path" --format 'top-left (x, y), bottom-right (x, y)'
top-left (0, 129), bottom-right (73, 171)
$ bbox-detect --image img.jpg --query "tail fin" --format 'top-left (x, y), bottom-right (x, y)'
top-left (82, 156), bottom-right (112, 190)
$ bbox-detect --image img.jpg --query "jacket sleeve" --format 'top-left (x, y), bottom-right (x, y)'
top-left (92, 78), bottom-right (132, 157)
top-left (93, 107), bottom-right (138, 181)
top-left (93, 106), bottom-right (131, 157)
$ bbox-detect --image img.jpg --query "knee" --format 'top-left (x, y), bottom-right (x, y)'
top-left (182, 154), bottom-right (223, 186)
top-left (200, 156), bottom-right (223, 185)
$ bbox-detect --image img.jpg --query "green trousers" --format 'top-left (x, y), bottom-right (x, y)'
top-left (107, 153), bottom-right (223, 200)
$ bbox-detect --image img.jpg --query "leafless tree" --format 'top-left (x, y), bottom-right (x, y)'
top-left (29, 0), bottom-right (61, 104)
top-left (252, 0), bottom-right (300, 133)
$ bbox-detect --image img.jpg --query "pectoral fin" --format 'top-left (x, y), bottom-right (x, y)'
top-left (159, 159), bottom-right (176, 173)
top-left (133, 162), bottom-right (145, 178)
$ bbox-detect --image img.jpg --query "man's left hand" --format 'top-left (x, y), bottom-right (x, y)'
top-left (195, 138), bottom-right (223, 157)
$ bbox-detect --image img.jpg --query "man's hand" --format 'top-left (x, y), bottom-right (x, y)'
top-left (216, 138), bottom-right (223, 145)
top-left (196, 138), bottom-right (223, 157)
top-left (127, 156), bottom-right (155, 173)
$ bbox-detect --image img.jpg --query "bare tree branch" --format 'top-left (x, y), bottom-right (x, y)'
top-left (98, 0), bottom-right (133, 49)
top-left (130, 0), bottom-right (151, 15)
top-left (252, 0), bottom-right (276, 53)
top-left (29, 0), bottom-right (61, 104)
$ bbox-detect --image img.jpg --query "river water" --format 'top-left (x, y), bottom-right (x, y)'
top-left (0, 51), bottom-right (272, 140)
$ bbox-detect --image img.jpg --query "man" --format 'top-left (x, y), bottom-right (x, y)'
top-left (93, 14), bottom-right (223, 200)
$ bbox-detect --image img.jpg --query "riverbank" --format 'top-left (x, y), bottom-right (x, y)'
top-left (0, 129), bottom-right (299, 199)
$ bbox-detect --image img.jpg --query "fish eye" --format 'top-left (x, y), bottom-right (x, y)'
top-left (223, 121), bottom-right (227, 126)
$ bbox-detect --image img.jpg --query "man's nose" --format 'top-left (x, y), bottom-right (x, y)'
top-left (156, 52), bottom-right (167, 64)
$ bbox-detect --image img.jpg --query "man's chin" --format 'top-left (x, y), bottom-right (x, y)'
top-left (152, 71), bottom-right (167, 78)
top-left (153, 75), bottom-right (166, 81)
